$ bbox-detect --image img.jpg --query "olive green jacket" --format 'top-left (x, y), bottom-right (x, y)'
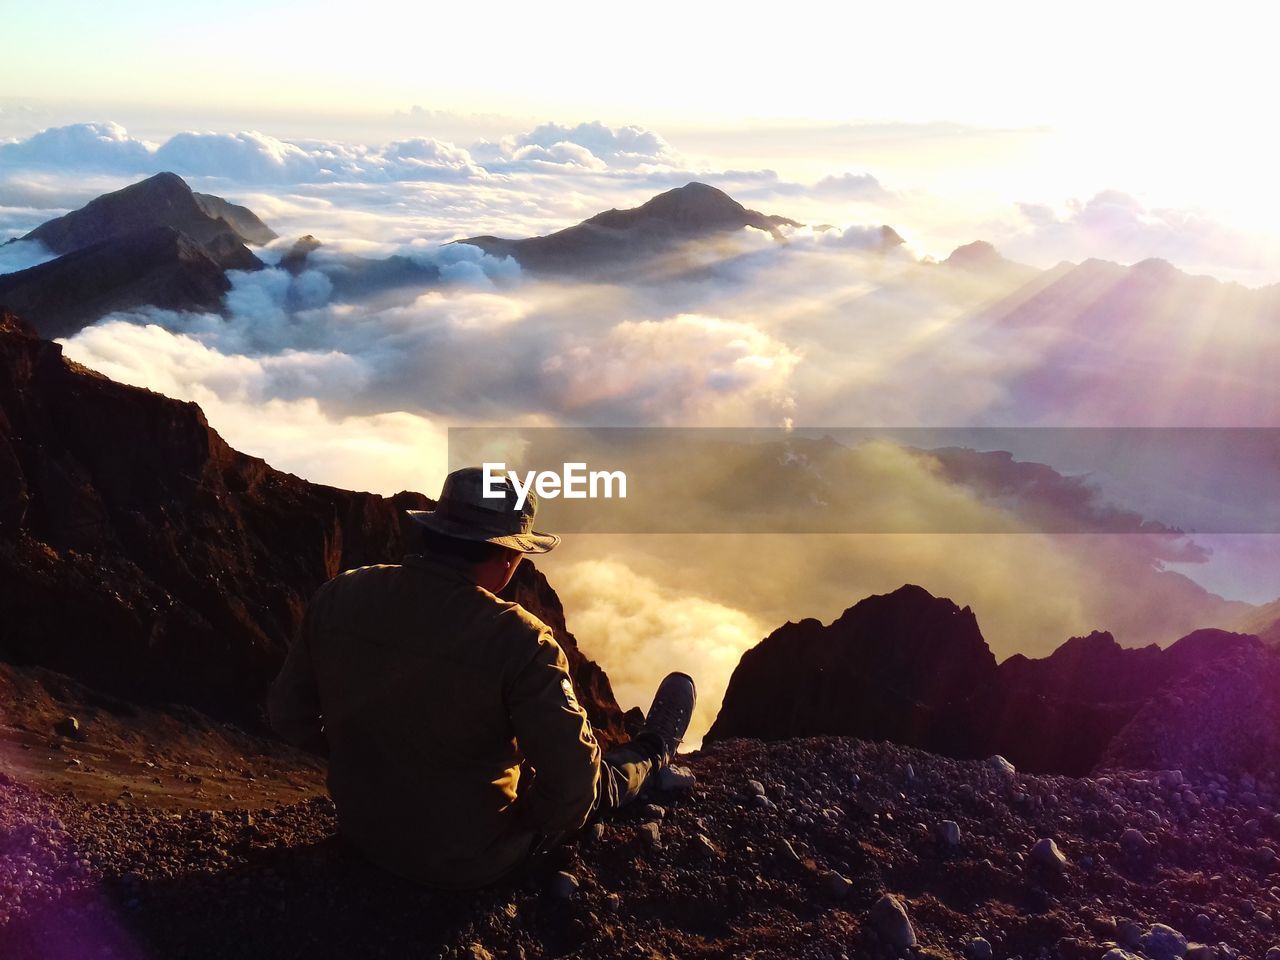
top-left (267, 554), bottom-right (601, 889)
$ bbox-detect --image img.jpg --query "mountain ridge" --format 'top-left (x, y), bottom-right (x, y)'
top-left (458, 181), bottom-right (800, 274)
top-left (0, 173), bottom-right (275, 337)
top-left (708, 583), bottom-right (1270, 775)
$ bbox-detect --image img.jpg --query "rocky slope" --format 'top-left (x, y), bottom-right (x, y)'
top-left (0, 173), bottom-right (272, 337)
top-left (707, 585), bottom-right (1269, 776)
top-left (0, 310), bottom-right (629, 742)
top-left (5, 723), bottom-right (1280, 960)
top-left (0, 227), bottom-right (254, 338)
top-left (1102, 644), bottom-right (1280, 773)
top-left (459, 181), bottom-right (800, 275)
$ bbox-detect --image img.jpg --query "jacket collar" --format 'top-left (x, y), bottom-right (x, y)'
top-left (404, 552), bottom-right (481, 587)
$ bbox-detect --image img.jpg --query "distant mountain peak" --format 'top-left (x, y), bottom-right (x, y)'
top-left (2, 174), bottom-right (277, 337)
top-left (20, 172), bottom-right (276, 256)
top-left (1131, 257), bottom-right (1181, 278)
top-left (941, 240), bottom-right (1036, 283)
top-left (584, 181), bottom-right (792, 235)
top-left (624, 181), bottom-right (745, 219)
top-left (458, 181), bottom-right (798, 275)
top-left (944, 240), bottom-right (1001, 265)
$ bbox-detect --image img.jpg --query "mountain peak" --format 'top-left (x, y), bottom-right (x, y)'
top-left (3, 174), bottom-right (275, 337)
top-left (585, 181), bottom-right (764, 234)
top-left (459, 181), bottom-right (795, 274)
top-left (21, 172), bottom-right (275, 256)
top-left (126, 170), bottom-right (192, 197)
top-left (942, 240), bottom-right (1036, 283)
top-left (944, 240), bottom-right (1001, 266)
top-left (637, 181), bottom-right (744, 215)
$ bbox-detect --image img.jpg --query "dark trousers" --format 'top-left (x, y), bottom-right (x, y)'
top-left (528, 732), bottom-right (665, 858)
top-left (590, 731), bottom-right (665, 820)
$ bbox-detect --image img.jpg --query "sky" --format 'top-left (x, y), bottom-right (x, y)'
top-left (2, 0), bottom-right (1277, 730)
top-left (4, 0), bottom-right (1280, 232)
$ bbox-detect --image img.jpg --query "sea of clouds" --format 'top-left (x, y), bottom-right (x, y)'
top-left (3, 118), bottom-right (1277, 735)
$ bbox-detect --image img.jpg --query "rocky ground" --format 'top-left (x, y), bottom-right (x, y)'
top-left (6, 706), bottom-right (1280, 960)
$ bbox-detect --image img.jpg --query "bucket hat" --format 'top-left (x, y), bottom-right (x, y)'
top-left (407, 466), bottom-right (560, 554)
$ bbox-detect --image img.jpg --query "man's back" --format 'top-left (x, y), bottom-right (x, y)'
top-left (268, 553), bottom-right (601, 889)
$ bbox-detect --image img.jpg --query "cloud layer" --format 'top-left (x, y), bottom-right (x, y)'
top-left (6, 114), bottom-right (1273, 732)
top-left (5, 119), bottom-right (1277, 285)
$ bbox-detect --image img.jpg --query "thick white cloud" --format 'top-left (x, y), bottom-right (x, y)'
top-left (543, 313), bottom-right (800, 424)
top-left (548, 557), bottom-right (766, 742)
top-left (154, 130), bottom-right (327, 182)
top-left (0, 121), bottom-right (152, 169)
top-left (473, 121), bottom-right (678, 171)
top-left (0, 120), bottom-right (677, 185)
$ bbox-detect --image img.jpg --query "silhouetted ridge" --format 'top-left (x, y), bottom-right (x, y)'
top-left (586, 182), bottom-right (793, 234)
top-left (708, 584), bottom-right (1271, 775)
top-left (458, 181), bottom-right (799, 275)
top-left (707, 585), bottom-right (996, 752)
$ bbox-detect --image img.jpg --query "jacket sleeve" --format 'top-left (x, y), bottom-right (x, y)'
top-left (506, 627), bottom-right (601, 836)
top-left (267, 603), bottom-right (326, 754)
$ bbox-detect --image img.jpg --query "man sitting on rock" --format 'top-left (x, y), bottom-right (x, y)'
top-left (268, 465), bottom-right (695, 889)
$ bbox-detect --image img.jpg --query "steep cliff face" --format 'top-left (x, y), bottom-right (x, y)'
top-left (0, 311), bottom-right (627, 741)
top-left (706, 585), bottom-right (998, 755)
top-left (707, 583), bottom-right (1269, 775)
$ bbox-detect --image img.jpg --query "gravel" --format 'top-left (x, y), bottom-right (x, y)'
top-left (5, 736), bottom-right (1280, 959)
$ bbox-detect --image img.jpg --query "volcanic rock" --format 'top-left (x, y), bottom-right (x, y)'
top-left (988, 755), bottom-right (1016, 777)
top-left (549, 871), bottom-right (579, 899)
top-left (1143, 924), bottom-right (1190, 960)
top-left (1031, 837), bottom-right (1068, 870)
top-left (870, 893), bottom-right (917, 949)
top-left (0, 735), bottom-right (1279, 957)
top-left (657, 764), bottom-right (696, 793)
top-left (936, 820), bottom-right (961, 846)
top-left (822, 870), bottom-right (853, 898)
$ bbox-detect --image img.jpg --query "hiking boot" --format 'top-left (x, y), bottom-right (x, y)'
top-left (642, 672), bottom-right (696, 763)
